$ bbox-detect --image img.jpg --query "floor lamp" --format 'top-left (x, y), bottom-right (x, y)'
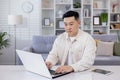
top-left (8, 15), bottom-right (23, 64)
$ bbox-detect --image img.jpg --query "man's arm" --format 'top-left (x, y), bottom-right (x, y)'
top-left (70, 36), bottom-right (96, 72)
top-left (46, 39), bottom-right (59, 67)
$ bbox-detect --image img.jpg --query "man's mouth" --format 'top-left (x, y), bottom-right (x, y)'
top-left (67, 31), bottom-right (71, 32)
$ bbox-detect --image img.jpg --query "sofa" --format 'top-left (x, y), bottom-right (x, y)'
top-left (16, 34), bottom-right (120, 65)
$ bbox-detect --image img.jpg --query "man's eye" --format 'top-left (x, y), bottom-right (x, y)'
top-left (65, 24), bottom-right (67, 26)
top-left (70, 24), bottom-right (73, 25)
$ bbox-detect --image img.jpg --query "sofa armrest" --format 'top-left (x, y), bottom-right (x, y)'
top-left (22, 46), bottom-right (33, 52)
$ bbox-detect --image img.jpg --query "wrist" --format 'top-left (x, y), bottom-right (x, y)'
top-left (70, 66), bottom-right (74, 72)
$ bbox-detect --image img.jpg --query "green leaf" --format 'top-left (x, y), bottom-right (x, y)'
top-left (101, 13), bottom-right (108, 22)
top-left (0, 32), bottom-right (10, 49)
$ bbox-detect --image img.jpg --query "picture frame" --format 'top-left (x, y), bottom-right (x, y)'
top-left (44, 18), bottom-right (50, 26)
top-left (59, 20), bottom-right (64, 28)
top-left (93, 16), bottom-right (101, 25)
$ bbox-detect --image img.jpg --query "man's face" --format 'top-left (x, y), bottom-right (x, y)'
top-left (63, 16), bottom-right (80, 37)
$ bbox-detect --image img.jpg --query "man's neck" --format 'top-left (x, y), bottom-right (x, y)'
top-left (68, 30), bottom-right (79, 37)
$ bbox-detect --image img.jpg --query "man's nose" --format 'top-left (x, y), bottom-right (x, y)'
top-left (67, 25), bottom-right (71, 29)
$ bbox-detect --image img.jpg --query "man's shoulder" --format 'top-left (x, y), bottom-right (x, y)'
top-left (56, 32), bottom-right (66, 40)
top-left (79, 30), bottom-right (91, 37)
top-left (78, 30), bottom-right (94, 40)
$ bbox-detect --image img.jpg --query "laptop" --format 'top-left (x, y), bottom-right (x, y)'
top-left (16, 50), bottom-right (72, 79)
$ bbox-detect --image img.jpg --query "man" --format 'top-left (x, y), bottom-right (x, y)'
top-left (46, 11), bottom-right (96, 73)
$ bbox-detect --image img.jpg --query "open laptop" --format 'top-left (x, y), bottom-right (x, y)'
top-left (16, 50), bottom-right (72, 79)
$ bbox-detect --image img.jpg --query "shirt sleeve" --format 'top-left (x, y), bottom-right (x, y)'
top-left (70, 36), bottom-right (96, 72)
top-left (46, 39), bottom-right (59, 65)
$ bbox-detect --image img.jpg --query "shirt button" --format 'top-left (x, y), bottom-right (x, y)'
top-left (71, 52), bottom-right (73, 54)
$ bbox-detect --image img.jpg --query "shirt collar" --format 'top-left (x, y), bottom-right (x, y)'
top-left (65, 29), bottom-right (82, 41)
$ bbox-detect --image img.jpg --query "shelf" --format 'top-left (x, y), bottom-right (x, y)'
top-left (83, 29), bottom-right (91, 31)
top-left (93, 25), bottom-right (108, 28)
top-left (93, 8), bottom-right (108, 10)
top-left (72, 8), bottom-right (81, 11)
top-left (83, 3), bottom-right (91, 5)
top-left (41, 0), bottom-right (120, 36)
top-left (110, 12), bottom-right (120, 14)
top-left (42, 26), bottom-right (54, 28)
top-left (56, 29), bottom-right (65, 30)
top-left (83, 17), bottom-right (91, 18)
top-left (42, 8), bottom-right (54, 10)
top-left (110, 29), bottom-right (120, 31)
top-left (56, 17), bottom-right (62, 19)
top-left (56, 3), bottom-right (72, 5)
top-left (110, 21), bottom-right (120, 24)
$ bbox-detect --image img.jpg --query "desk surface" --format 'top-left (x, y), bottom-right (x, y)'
top-left (0, 65), bottom-right (120, 80)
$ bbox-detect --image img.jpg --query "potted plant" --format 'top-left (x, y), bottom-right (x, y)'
top-left (100, 12), bottom-right (108, 26)
top-left (0, 32), bottom-right (10, 50)
top-left (73, 2), bottom-right (81, 8)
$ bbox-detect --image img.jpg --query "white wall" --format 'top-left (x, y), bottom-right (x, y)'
top-left (10, 0), bottom-right (41, 49)
top-left (0, 0), bottom-right (42, 49)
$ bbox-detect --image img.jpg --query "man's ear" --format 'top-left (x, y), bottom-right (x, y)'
top-left (77, 20), bottom-right (80, 24)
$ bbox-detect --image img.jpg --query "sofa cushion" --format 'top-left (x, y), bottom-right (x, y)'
top-left (95, 55), bottom-right (120, 61)
top-left (113, 42), bottom-right (120, 56)
top-left (94, 39), bottom-right (101, 46)
top-left (92, 34), bottom-right (118, 42)
top-left (32, 36), bottom-right (56, 53)
top-left (96, 41), bottom-right (114, 56)
top-left (94, 55), bottom-right (120, 65)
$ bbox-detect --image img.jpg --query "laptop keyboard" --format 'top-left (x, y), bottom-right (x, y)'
top-left (49, 69), bottom-right (61, 75)
top-left (49, 69), bottom-right (57, 75)
top-left (49, 69), bottom-right (72, 78)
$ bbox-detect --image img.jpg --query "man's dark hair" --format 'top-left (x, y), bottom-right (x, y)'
top-left (62, 10), bottom-right (79, 20)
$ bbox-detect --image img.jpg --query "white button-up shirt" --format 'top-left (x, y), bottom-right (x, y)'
top-left (46, 30), bottom-right (96, 72)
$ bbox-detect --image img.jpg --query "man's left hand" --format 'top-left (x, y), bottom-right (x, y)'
top-left (55, 65), bottom-right (74, 73)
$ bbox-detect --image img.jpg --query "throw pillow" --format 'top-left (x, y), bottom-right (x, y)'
top-left (96, 41), bottom-right (114, 56)
top-left (94, 39), bottom-right (101, 47)
top-left (113, 42), bottom-right (120, 56)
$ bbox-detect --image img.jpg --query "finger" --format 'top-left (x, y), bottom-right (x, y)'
top-left (55, 67), bottom-right (63, 73)
top-left (49, 64), bottom-right (52, 69)
top-left (46, 64), bottom-right (50, 68)
top-left (46, 63), bottom-right (51, 69)
top-left (48, 64), bottom-right (52, 69)
top-left (46, 62), bottom-right (49, 67)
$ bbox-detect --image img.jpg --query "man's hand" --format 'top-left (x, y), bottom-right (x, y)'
top-left (46, 61), bottom-right (53, 69)
top-left (55, 65), bottom-right (74, 73)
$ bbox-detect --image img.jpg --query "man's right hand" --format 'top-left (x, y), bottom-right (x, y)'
top-left (46, 61), bottom-right (52, 69)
